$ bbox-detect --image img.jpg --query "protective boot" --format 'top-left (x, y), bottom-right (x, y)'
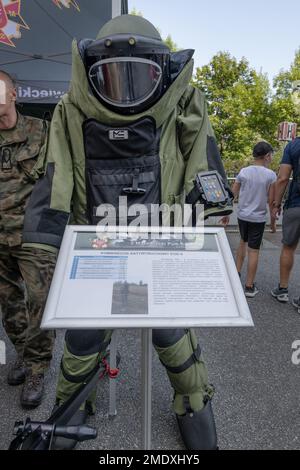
top-left (50, 403), bottom-right (89, 450)
top-left (20, 372), bottom-right (44, 409)
top-left (53, 330), bottom-right (118, 450)
top-left (153, 328), bottom-right (217, 449)
top-left (7, 357), bottom-right (27, 386)
top-left (176, 399), bottom-right (217, 450)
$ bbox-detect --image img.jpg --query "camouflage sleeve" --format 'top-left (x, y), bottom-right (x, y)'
top-left (30, 119), bottom-right (50, 180)
top-left (22, 101), bottom-right (73, 249)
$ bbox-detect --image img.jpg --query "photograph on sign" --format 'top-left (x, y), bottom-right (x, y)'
top-left (41, 226), bottom-right (253, 329)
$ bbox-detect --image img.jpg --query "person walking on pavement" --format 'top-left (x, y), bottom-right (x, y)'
top-left (221, 142), bottom-right (277, 297)
top-left (271, 136), bottom-right (300, 311)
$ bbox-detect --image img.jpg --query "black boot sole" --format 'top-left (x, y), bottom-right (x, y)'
top-left (7, 375), bottom-right (26, 386)
top-left (20, 398), bottom-right (43, 409)
top-left (50, 408), bottom-right (88, 450)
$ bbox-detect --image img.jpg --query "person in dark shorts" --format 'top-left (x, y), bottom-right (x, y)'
top-left (271, 137), bottom-right (300, 310)
top-left (222, 142), bottom-right (276, 297)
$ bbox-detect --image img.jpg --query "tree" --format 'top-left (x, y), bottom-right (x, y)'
top-left (271, 48), bottom-right (300, 127)
top-left (163, 34), bottom-right (178, 52)
top-left (130, 7), bottom-right (143, 17)
top-left (193, 52), bottom-right (275, 173)
top-left (273, 48), bottom-right (300, 99)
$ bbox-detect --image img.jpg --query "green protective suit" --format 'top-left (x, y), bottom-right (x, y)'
top-left (22, 43), bottom-right (231, 249)
top-left (22, 15), bottom-right (231, 427)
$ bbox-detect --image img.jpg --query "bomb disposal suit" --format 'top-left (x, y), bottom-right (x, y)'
top-left (23, 15), bottom-right (233, 450)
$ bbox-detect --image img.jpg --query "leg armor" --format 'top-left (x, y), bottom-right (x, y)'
top-left (176, 399), bottom-right (217, 450)
top-left (153, 328), bottom-right (217, 450)
top-left (53, 329), bottom-right (113, 450)
top-left (56, 329), bottom-right (112, 413)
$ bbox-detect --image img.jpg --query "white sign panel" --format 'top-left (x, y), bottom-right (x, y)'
top-left (41, 226), bottom-right (254, 329)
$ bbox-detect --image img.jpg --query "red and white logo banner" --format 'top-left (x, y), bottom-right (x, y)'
top-left (0, 0), bottom-right (28, 47)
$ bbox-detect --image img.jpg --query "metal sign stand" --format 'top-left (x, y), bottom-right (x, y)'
top-left (109, 332), bottom-right (118, 417)
top-left (109, 329), bottom-right (153, 450)
top-left (141, 329), bottom-right (152, 450)
top-left (40, 225), bottom-right (254, 450)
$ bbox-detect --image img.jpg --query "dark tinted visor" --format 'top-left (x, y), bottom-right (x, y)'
top-left (88, 57), bottom-right (162, 108)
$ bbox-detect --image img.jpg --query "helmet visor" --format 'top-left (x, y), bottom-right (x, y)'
top-left (88, 57), bottom-right (162, 108)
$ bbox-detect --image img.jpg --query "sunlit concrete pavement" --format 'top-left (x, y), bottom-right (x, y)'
top-left (0, 231), bottom-right (300, 450)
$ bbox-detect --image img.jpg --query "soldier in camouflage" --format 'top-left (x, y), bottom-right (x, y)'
top-left (0, 70), bottom-right (56, 408)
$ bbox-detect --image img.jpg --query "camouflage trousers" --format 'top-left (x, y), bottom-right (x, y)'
top-left (0, 245), bottom-right (56, 374)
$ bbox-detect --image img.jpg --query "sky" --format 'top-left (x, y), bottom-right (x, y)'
top-left (128, 0), bottom-right (300, 85)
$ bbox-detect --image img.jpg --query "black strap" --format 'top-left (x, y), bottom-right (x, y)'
top-left (92, 171), bottom-right (155, 186)
top-left (60, 360), bottom-right (101, 384)
top-left (186, 185), bottom-right (202, 205)
top-left (60, 341), bottom-right (110, 384)
top-left (123, 168), bottom-right (146, 195)
top-left (132, 169), bottom-right (139, 193)
top-left (183, 396), bottom-right (193, 413)
top-left (162, 344), bottom-right (202, 375)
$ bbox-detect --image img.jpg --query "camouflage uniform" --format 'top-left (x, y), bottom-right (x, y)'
top-left (0, 113), bottom-right (56, 374)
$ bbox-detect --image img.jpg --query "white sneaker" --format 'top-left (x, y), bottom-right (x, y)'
top-left (245, 284), bottom-right (259, 298)
top-left (292, 297), bottom-right (300, 314)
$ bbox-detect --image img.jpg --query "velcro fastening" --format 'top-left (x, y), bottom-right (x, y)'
top-left (162, 344), bottom-right (202, 375)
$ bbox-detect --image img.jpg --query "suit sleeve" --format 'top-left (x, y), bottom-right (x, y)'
top-left (177, 86), bottom-right (233, 216)
top-left (177, 87), bottom-right (229, 191)
top-left (22, 102), bottom-right (74, 249)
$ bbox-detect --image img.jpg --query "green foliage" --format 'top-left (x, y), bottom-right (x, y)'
top-left (130, 7), bottom-right (143, 17)
top-left (193, 52), bottom-right (275, 172)
top-left (271, 48), bottom-right (300, 130)
top-left (273, 49), bottom-right (300, 98)
top-left (164, 34), bottom-right (178, 52)
top-left (131, 10), bottom-right (300, 174)
top-left (193, 50), bottom-right (300, 173)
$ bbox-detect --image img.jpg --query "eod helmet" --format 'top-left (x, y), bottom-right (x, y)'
top-left (85, 15), bottom-right (171, 115)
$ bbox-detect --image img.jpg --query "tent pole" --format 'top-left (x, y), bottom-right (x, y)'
top-left (112, 0), bottom-right (122, 17)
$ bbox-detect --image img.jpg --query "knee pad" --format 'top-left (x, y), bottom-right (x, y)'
top-left (65, 329), bottom-right (110, 356)
top-left (152, 329), bottom-right (187, 348)
top-left (154, 328), bottom-right (201, 374)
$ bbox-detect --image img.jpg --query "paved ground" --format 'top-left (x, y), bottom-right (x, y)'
top-left (1, 231), bottom-right (300, 450)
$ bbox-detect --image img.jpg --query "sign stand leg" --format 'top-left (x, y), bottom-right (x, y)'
top-left (109, 331), bottom-right (118, 416)
top-left (141, 328), bottom-right (152, 450)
